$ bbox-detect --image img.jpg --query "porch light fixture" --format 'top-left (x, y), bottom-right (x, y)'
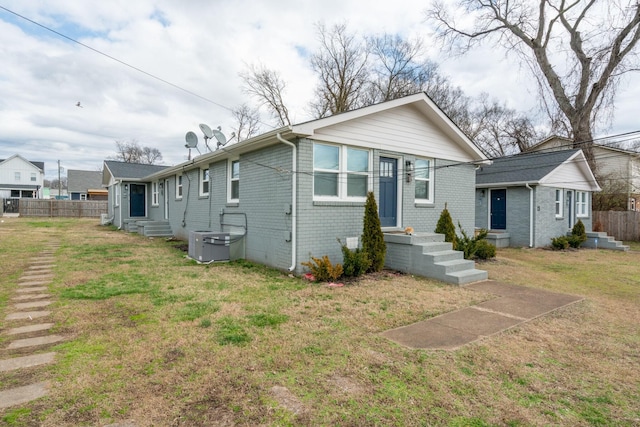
top-left (405, 160), bottom-right (413, 183)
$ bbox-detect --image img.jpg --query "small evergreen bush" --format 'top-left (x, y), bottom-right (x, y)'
top-left (569, 219), bottom-right (588, 248)
top-left (551, 236), bottom-right (569, 250)
top-left (339, 241), bottom-right (371, 278)
top-left (435, 203), bottom-right (457, 250)
top-left (301, 256), bottom-right (343, 282)
top-left (361, 192), bottom-right (386, 272)
top-left (474, 239), bottom-right (496, 260)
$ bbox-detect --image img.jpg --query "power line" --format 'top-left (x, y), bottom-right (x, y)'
top-left (0, 5), bottom-right (235, 112)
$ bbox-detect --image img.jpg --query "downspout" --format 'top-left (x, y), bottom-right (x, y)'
top-left (118, 180), bottom-right (123, 230)
top-left (276, 133), bottom-right (297, 272)
top-left (525, 183), bottom-right (534, 247)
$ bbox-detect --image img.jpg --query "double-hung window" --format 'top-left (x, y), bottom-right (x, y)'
top-left (555, 189), bottom-right (563, 218)
top-left (414, 158), bottom-right (434, 203)
top-left (228, 160), bottom-right (239, 202)
top-left (200, 168), bottom-right (209, 197)
top-left (576, 191), bottom-right (588, 217)
top-left (151, 182), bottom-right (159, 206)
top-left (14, 172), bottom-right (20, 181)
top-left (176, 174), bottom-right (183, 199)
top-left (115, 184), bottom-right (120, 207)
top-left (313, 143), bottom-right (370, 200)
top-left (30, 173), bottom-right (36, 182)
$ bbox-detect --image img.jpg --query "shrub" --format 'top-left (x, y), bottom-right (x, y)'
top-left (435, 203), bottom-right (457, 250)
top-left (301, 256), bottom-right (343, 282)
top-left (569, 219), bottom-right (588, 248)
top-left (551, 236), bottom-right (569, 250)
top-left (474, 239), bottom-right (497, 260)
top-left (339, 241), bottom-right (371, 278)
top-left (361, 192), bottom-right (386, 272)
top-left (455, 225), bottom-right (495, 260)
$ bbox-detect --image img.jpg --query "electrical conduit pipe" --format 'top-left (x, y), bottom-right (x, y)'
top-left (276, 133), bottom-right (297, 272)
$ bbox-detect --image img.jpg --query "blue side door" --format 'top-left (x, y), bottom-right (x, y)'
top-left (490, 189), bottom-right (506, 230)
top-left (379, 157), bottom-right (397, 228)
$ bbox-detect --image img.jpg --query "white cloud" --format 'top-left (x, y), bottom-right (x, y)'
top-left (0, 0), bottom-right (638, 179)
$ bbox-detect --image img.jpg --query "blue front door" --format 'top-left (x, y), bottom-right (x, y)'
top-left (490, 189), bottom-right (506, 230)
top-left (379, 157), bottom-right (397, 227)
top-left (129, 184), bottom-right (146, 217)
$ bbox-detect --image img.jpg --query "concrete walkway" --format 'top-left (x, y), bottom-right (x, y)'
top-left (382, 280), bottom-right (583, 350)
top-left (0, 243), bottom-right (62, 410)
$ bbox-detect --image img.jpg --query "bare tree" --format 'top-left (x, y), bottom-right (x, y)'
top-left (309, 23), bottom-right (370, 117)
top-left (428, 0), bottom-right (640, 169)
top-left (240, 64), bottom-right (291, 127)
top-left (366, 34), bottom-right (438, 103)
top-left (111, 140), bottom-right (162, 164)
top-left (232, 103), bottom-right (261, 142)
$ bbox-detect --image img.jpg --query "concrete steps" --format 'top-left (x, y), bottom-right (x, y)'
top-left (579, 231), bottom-right (629, 251)
top-left (384, 232), bottom-right (488, 285)
top-left (136, 220), bottom-right (173, 237)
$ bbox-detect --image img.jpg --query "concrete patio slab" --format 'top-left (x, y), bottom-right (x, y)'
top-left (0, 381), bottom-right (50, 409)
top-left (381, 280), bottom-right (583, 350)
top-left (0, 352), bottom-right (56, 372)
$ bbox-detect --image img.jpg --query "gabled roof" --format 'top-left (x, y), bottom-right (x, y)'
top-left (476, 149), bottom-right (601, 191)
top-left (0, 154), bottom-right (44, 172)
top-left (144, 92), bottom-right (489, 181)
top-left (102, 161), bottom-right (168, 186)
top-left (68, 169), bottom-right (104, 192)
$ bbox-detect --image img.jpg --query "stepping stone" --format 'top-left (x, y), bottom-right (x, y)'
top-left (12, 293), bottom-right (50, 301)
top-left (5, 311), bottom-right (50, 321)
top-left (19, 274), bottom-right (53, 281)
top-left (15, 300), bottom-right (52, 310)
top-left (7, 334), bottom-right (65, 349)
top-left (18, 280), bottom-right (51, 287)
top-left (0, 381), bottom-right (49, 409)
top-left (6, 323), bottom-right (54, 335)
top-left (16, 286), bottom-right (48, 293)
top-left (0, 352), bottom-right (56, 372)
top-left (31, 258), bottom-right (55, 263)
top-left (28, 264), bottom-right (54, 269)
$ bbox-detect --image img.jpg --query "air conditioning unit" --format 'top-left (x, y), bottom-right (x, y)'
top-left (189, 231), bottom-right (230, 262)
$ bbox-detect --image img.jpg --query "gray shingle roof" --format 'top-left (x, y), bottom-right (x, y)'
top-left (104, 161), bottom-right (168, 180)
top-left (476, 149), bottom-right (580, 185)
top-left (67, 169), bottom-right (104, 192)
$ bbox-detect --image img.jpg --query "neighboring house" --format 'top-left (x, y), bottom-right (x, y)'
top-left (528, 135), bottom-right (640, 210)
top-left (475, 149), bottom-right (601, 248)
top-left (103, 93), bottom-right (490, 283)
top-left (0, 154), bottom-right (45, 199)
top-left (68, 169), bottom-right (108, 200)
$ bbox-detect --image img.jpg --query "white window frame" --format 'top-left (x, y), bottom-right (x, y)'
top-left (414, 157), bottom-right (434, 204)
top-left (228, 159), bottom-right (239, 203)
top-left (115, 184), bottom-right (120, 207)
top-left (151, 181), bottom-right (159, 206)
top-left (576, 191), bottom-right (588, 217)
top-left (199, 167), bottom-right (210, 197)
top-left (30, 173), bottom-right (37, 182)
top-left (555, 189), bottom-right (564, 218)
top-left (176, 174), bottom-right (183, 199)
top-left (312, 143), bottom-right (371, 201)
top-left (80, 194), bottom-right (87, 201)
top-left (14, 172), bottom-right (21, 181)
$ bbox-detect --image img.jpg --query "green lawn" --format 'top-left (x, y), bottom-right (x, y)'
top-left (1, 218), bottom-right (638, 426)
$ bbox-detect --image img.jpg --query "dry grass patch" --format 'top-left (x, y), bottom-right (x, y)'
top-left (0, 219), bottom-right (638, 426)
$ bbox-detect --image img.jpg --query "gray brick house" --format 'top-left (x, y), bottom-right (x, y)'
top-left (103, 93), bottom-right (491, 282)
top-left (475, 149), bottom-right (601, 248)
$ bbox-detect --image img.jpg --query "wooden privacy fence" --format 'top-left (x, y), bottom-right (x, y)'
top-left (18, 199), bottom-right (108, 218)
top-left (593, 211), bottom-right (640, 242)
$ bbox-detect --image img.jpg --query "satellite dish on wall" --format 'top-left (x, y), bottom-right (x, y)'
top-left (199, 123), bottom-right (213, 139)
top-left (185, 131), bottom-right (198, 148)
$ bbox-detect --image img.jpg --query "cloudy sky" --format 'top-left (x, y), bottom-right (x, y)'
top-left (0, 1), bottom-right (638, 179)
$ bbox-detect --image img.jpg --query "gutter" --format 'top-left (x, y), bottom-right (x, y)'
top-left (525, 183), bottom-right (534, 247)
top-left (276, 133), bottom-right (297, 272)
